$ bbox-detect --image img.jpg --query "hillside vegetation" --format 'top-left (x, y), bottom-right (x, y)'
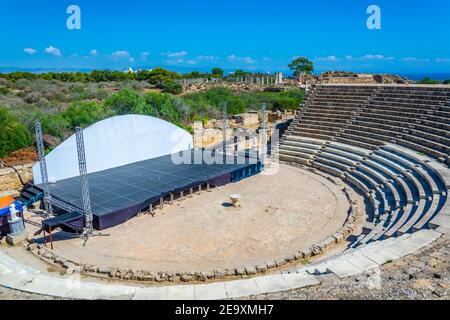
top-left (0, 75), bottom-right (304, 157)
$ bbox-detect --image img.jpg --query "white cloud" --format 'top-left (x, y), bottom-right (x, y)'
top-left (227, 54), bottom-right (256, 64)
top-left (45, 46), bottom-right (62, 57)
top-left (140, 52), bottom-right (150, 60)
top-left (162, 51), bottom-right (188, 57)
top-left (362, 54), bottom-right (394, 60)
top-left (197, 55), bottom-right (219, 61)
top-left (165, 58), bottom-right (185, 64)
top-left (89, 49), bottom-right (98, 56)
top-left (111, 51), bottom-right (130, 59)
top-left (23, 48), bottom-right (37, 55)
top-left (315, 55), bottom-right (340, 61)
top-left (435, 58), bottom-right (450, 63)
top-left (345, 55), bottom-right (354, 60)
top-left (402, 57), bottom-right (430, 63)
top-left (186, 60), bottom-right (197, 65)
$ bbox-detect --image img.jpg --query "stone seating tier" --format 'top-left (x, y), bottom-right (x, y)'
top-left (279, 136), bottom-right (448, 246)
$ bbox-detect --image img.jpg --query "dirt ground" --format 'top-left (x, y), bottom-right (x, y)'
top-left (28, 164), bottom-right (349, 273)
top-left (0, 147), bottom-right (38, 166)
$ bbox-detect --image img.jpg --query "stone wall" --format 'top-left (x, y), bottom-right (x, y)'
top-left (322, 76), bottom-right (377, 84)
top-left (193, 124), bottom-right (234, 149)
top-left (0, 163), bottom-right (34, 192)
top-left (234, 113), bottom-right (260, 127)
top-left (181, 82), bottom-right (300, 94)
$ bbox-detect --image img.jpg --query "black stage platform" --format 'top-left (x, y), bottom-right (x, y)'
top-left (37, 149), bottom-right (262, 232)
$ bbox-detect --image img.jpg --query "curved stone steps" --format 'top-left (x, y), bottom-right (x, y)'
top-left (353, 119), bottom-right (450, 145)
top-left (339, 132), bottom-right (385, 148)
top-left (375, 149), bottom-right (442, 198)
top-left (382, 144), bottom-right (449, 189)
top-left (280, 144), bottom-right (319, 155)
top-left (367, 154), bottom-right (416, 204)
top-left (385, 203), bottom-right (420, 237)
top-left (356, 115), bottom-right (450, 139)
top-left (412, 196), bottom-right (443, 231)
top-left (280, 127), bottom-right (449, 248)
top-left (319, 151), bottom-right (360, 168)
top-left (327, 142), bottom-right (371, 156)
top-left (335, 136), bottom-right (380, 150)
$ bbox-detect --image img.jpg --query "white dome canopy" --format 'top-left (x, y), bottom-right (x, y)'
top-left (33, 115), bottom-right (193, 184)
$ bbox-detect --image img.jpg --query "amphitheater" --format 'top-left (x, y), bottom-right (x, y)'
top-left (0, 83), bottom-right (449, 300)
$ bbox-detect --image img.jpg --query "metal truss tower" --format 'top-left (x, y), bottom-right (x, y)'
top-left (75, 127), bottom-right (93, 241)
top-left (260, 103), bottom-right (267, 168)
top-left (222, 102), bottom-right (228, 154)
top-left (35, 120), bottom-right (53, 218)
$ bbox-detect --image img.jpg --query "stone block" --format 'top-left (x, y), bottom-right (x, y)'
top-left (224, 279), bottom-right (260, 298)
top-left (245, 266), bottom-right (257, 275)
top-left (194, 282), bottom-right (228, 300)
top-left (254, 275), bottom-right (290, 293)
top-left (326, 259), bottom-right (362, 279)
top-left (256, 264), bottom-right (267, 273)
top-left (6, 231), bottom-right (28, 246)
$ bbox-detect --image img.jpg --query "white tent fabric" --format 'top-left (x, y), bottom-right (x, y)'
top-left (33, 115), bottom-right (193, 184)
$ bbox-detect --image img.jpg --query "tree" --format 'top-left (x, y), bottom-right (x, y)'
top-left (233, 69), bottom-right (249, 77)
top-left (418, 77), bottom-right (440, 85)
top-left (145, 67), bottom-right (181, 85)
top-left (0, 107), bottom-right (31, 157)
top-left (211, 68), bottom-right (224, 78)
top-left (288, 57), bottom-right (314, 77)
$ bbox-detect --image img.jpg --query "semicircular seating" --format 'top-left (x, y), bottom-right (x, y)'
top-left (280, 84), bottom-right (450, 248)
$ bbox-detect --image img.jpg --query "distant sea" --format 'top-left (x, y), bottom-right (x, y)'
top-left (1, 67), bottom-right (449, 82)
top-left (399, 73), bottom-right (450, 81)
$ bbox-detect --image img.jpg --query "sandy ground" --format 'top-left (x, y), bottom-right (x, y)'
top-left (28, 164), bottom-right (349, 273)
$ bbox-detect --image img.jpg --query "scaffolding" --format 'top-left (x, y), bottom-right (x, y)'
top-left (222, 101), bottom-right (228, 154)
top-left (75, 127), bottom-right (94, 242)
top-left (260, 103), bottom-right (267, 169)
top-left (34, 120), bottom-right (94, 243)
top-left (35, 120), bottom-right (53, 218)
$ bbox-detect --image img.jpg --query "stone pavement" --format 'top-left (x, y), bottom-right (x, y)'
top-left (246, 233), bottom-right (450, 300)
top-left (0, 229), bottom-right (445, 300)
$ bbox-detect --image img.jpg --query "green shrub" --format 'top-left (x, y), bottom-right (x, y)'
top-left (0, 86), bottom-right (9, 95)
top-left (0, 107), bottom-right (31, 157)
top-left (142, 92), bottom-right (181, 125)
top-left (39, 113), bottom-right (70, 139)
top-left (418, 77), bottom-right (440, 84)
top-left (161, 81), bottom-right (183, 95)
top-left (62, 101), bottom-right (112, 129)
top-left (104, 88), bottom-right (145, 115)
top-left (183, 87), bottom-right (247, 115)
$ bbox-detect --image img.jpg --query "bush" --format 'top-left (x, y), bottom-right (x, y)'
top-left (0, 107), bottom-right (31, 157)
top-left (62, 101), bottom-right (112, 129)
top-left (0, 86), bottom-right (9, 95)
top-left (104, 88), bottom-right (145, 115)
top-left (161, 80), bottom-right (183, 95)
top-left (184, 87), bottom-right (247, 115)
top-left (142, 92), bottom-right (181, 125)
top-left (418, 77), bottom-right (440, 85)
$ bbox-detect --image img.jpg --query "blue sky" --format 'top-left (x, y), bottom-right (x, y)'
top-left (1, 0), bottom-right (450, 75)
